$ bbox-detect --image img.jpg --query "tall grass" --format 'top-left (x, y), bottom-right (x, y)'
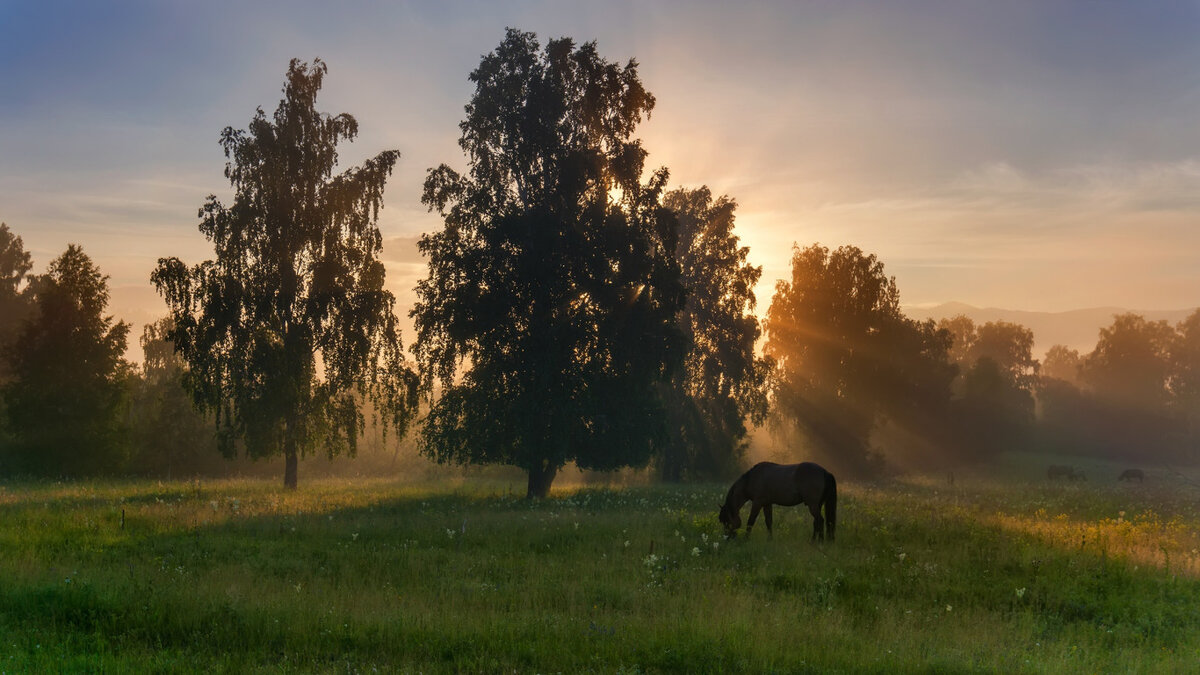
top-left (1, 471), bottom-right (1198, 672)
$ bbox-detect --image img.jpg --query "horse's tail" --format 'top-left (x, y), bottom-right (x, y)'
top-left (824, 470), bottom-right (837, 543)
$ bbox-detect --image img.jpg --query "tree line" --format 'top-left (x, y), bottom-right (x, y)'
top-left (2, 29), bottom-right (1198, 492)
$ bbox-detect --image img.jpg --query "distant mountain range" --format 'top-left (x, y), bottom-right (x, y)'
top-left (905, 302), bottom-right (1198, 358)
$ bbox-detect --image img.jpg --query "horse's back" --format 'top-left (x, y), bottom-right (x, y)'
top-left (744, 461), bottom-right (828, 506)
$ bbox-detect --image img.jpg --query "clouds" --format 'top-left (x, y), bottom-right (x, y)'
top-left (3, 0), bottom-right (1200, 338)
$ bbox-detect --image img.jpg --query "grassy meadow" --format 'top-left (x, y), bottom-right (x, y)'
top-left (2, 459), bottom-right (1200, 673)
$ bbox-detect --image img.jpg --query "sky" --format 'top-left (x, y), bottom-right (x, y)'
top-left (4, 0), bottom-right (1200, 361)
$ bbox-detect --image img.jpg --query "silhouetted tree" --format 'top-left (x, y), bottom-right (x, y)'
top-left (657, 187), bottom-right (769, 481)
top-left (152, 59), bottom-right (418, 489)
top-left (1041, 344), bottom-right (1082, 386)
top-left (938, 316), bottom-right (1038, 390)
top-left (2, 245), bottom-right (131, 476)
top-left (765, 244), bottom-right (953, 474)
top-left (0, 223), bottom-right (34, 453)
top-left (1053, 314), bottom-right (1178, 460)
top-left (957, 356), bottom-right (1034, 456)
top-left (1082, 313), bottom-right (1173, 411)
top-left (938, 315), bottom-right (975, 368)
top-left (0, 223), bottom-right (33, 383)
top-left (127, 318), bottom-right (220, 478)
top-left (1172, 309), bottom-right (1200, 444)
top-left (413, 29), bottom-right (685, 498)
top-left (937, 316), bottom-right (1037, 456)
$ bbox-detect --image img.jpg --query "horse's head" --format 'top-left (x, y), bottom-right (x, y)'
top-left (718, 502), bottom-right (740, 539)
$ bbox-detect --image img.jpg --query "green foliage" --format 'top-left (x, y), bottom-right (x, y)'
top-left (152, 59), bottom-right (418, 489)
top-left (1, 473), bottom-right (1198, 671)
top-left (765, 244), bottom-right (955, 474)
top-left (126, 319), bottom-right (222, 477)
top-left (0, 223), bottom-right (34, 383)
top-left (1, 245), bottom-right (131, 476)
top-left (413, 29), bottom-right (685, 497)
top-left (1083, 313), bottom-right (1174, 411)
top-left (658, 187), bottom-right (769, 482)
top-left (939, 316), bottom-right (1038, 458)
top-left (1038, 313), bottom-right (1196, 462)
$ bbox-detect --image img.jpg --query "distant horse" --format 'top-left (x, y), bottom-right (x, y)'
top-left (1118, 468), bottom-right (1145, 482)
top-left (718, 462), bottom-right (836, 542)
top-left (1047, 465), bottom-right (1085, 481)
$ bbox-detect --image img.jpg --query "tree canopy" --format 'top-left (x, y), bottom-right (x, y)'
top-left (658, 187), bottom-right (769, 481)
top-left (2, 245), bottom-right (130, 476)
top-left (152, 58), bottom-right (418, 489)
top-left (0, 223), bottom-right (33, 384)
top-left (765, 244), bottom-right (954, 475)
top-left (413, 29), bottom-right (685, 497)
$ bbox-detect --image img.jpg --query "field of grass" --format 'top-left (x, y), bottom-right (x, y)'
top-left (2, 463), bottom-right (1200, 673)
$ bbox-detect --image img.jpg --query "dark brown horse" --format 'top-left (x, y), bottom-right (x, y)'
top-left (719, 461), bottom-right (837, 542)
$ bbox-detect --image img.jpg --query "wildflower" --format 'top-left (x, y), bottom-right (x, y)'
top-left (446, 529), bottom-right (455, 539)
top-left (946, 605), bottom-right (952, 612)
top-left (712, 542), bottom-right (719, 552)
top-left (898, 552), bottom-right (907, 562)
top-left (351, 533), bottom-right (359, 541)
top-left (1015, 587), bottom-right (1026, 598)
top-left (624, 540), bottom-right (630, 548)
top-left (691, 547), bottom-right (701, 557)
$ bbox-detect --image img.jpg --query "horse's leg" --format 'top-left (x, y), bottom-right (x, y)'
top-left (746, 502), bottom-right (763, 537)
top-left (763, 504), bottom-right (774, 539)
top-left (808, 502), bottom-right (825, 542)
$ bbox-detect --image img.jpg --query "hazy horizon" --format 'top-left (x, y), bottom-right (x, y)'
top-left (5, 1), bottom-right (1200, 361)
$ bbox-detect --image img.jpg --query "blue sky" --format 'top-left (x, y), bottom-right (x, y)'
top-left (4, 1), bottom-right (1200, 356)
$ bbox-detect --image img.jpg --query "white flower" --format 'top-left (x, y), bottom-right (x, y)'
top-left (691, 547), bottom-right (701, 557)
top-left (898, 552), bottom-right (907, 562)
top-left (1016, 587), bottom-right (1026, 598)
top-left (446, 529), bottom-right (455, 539)
top-left (945, 605), bottom-right (952, 612)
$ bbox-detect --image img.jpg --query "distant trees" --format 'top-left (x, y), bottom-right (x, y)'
top-left (152, 59), bottom-right (418, 489)
top-left (1173, 310), bottom-right (1200, 437)
top-left (1036, 312), bottom-right (1200, 461)
top-left (0, 223), bottom-right (34, 451)
top-left (1081, 314), bottom-right (1174, 411)
top-left (1041, 345), bottom-right (1082, 386)
top-left (657, 187), bottom-right (770, 481)
top-left (126, 319), bottom-right (221, 478)
top-left (413, 29), bottom-right (685, 497)
top-left (1, 245), bottom-right (131, 476)
top-left (938, 316), bottom-right (1037, 458)
top-left (765, 244), bottom-right (954, 475)
top-left (0, 223), bottom-right (33, 384)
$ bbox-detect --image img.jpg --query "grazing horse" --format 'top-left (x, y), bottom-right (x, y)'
top-left (718, 462), bottom-right (836, 542)
top-left (1118, 468), bottom-right (1145, 482)
top-left (1047, 464), bottom-right (1085, 481)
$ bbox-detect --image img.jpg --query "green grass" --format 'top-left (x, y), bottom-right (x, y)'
top-left (1, 469), bottom-right (1199, 673)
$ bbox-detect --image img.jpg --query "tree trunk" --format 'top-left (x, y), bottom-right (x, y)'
top-left (284, 445), bottom-right (298, 490)
top-left (525, 462), bottom-right (558, 499)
